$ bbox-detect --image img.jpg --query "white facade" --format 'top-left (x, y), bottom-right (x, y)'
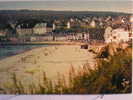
top-left (90, 20), bottom-right (96, 28)
top-left (67, 22), bottom-right (71, 29)
top-left (104, 27), bottom-right (113, 43)
top-left (53, 23), bottom-right (56, 30)
top-left (33, 23), bottom-right (47, 34)
top-left (16, 28), bottom-right (33, 35)
top-left (104, 27), bottom-right (129, 43)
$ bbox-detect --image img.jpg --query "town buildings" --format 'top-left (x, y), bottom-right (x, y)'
top-left (16, 23), bottom-right (53, 36)
top-left (33, 23), bottom-right (47, 34)
top-left (0, 13), bottom-right (132, 43)
top-left (16, 25), bottom-right (33, 36)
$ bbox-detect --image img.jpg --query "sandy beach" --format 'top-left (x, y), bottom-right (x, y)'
top-left (0, 45), bottom-right (96, 89)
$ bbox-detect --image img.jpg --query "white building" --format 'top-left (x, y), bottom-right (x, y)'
top-left (90, 20), bottom-right (96, 28)
top-left (16, 23), bottom-right (53, 36)
top-left (104, 27), bottom-right (129, 43)
top-left (33, 23), bottom-right (47, 34)
top-left (16, 25), bottom-right (33, 36)
top-left (53, 23), bottom-right (56, 30)
top-left (67, 22), bottom-right (71, 29)
top-left (104, 27), bottom-right (113, 43)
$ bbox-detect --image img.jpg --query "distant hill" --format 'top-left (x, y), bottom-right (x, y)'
top-left (0, 10), bottom-right (131, 30)
top-left (0, 10), bottom-right (131, 17)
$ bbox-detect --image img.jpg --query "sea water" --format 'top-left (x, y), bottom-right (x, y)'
top-left (0, 44), bottom-right (48, 59)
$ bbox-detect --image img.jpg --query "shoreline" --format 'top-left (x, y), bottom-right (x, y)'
top-left (0, 41), bottom-right (86, 46)
top-left (0, 41), bottom-right (89, 60)
top-left (0, 41), bottom-right (88, 61)
top-left (0, 45), bottom-right (45, 60)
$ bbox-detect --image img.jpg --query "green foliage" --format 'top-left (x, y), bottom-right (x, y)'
top-left (69, 47), bottom-right (132, 94)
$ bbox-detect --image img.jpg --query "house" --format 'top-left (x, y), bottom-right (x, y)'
top-left (16, 23), bottom-right (53, 36)
top-left (90, 20), bottom-right (96, 28)
top-left (104, 26), bottom-right (113, 43)
top-left (33, 23), bottom-right (47, 34)
top-left (53, 23), bottom-right (56, 30)
top-left (53, 20), bottom-right (63, 29)
top-left (67, 22), bottom-right (71, 29)
top-left (16, 28), bottom-right (33, 36)
top-left (0, 30), bottom-right (7, 36)
top-left (67, 20), bottom-right (80, 29)
top-left (104, 27), bottom-right (130, 43)
top-left (16, 25), bottom-right (33, 36)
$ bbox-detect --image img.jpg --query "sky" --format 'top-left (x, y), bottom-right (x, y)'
top-left (0, 0), bottom-right (132, 13)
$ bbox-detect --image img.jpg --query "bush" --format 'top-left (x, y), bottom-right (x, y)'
top-left (70, 47), bottom-right (132, 94)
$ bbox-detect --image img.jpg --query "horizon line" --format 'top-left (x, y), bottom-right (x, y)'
top-left (0, 9), bottom-right (132, 14)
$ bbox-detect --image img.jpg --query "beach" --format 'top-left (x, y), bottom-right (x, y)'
top-left (0, 45), bottom-right (96, 89)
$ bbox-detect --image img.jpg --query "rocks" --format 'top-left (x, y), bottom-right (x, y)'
top-left (124, 47), bottom-right (132, 55)
top-left (81, 44), bottom-right (88, 49)
top-left (107, 43), bottom-right (119, 56)
top-left (119, 43), bottom-right (129, 49)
